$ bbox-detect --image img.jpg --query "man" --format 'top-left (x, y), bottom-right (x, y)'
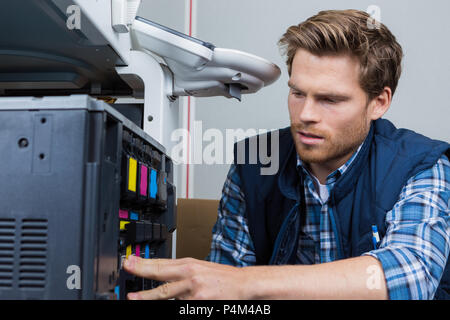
top-left (123, 9), bottom-right (450, 300)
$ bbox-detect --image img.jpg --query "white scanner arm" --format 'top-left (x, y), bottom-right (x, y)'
top-left (131, 16), bottom-right (281, 101)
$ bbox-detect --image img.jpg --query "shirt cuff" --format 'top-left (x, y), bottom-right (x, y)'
top-left (363, 247), bottom-right (433, 300)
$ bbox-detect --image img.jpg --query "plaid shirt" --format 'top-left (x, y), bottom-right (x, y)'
top-left (206, 146), bottom-right (450, 300)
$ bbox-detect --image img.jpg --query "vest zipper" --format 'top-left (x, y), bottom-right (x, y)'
top-left (268, 202), bottom-right (300, 265)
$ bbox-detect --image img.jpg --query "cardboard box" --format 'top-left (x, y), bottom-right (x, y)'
top-left (176, 198), bottom-right (219, 260)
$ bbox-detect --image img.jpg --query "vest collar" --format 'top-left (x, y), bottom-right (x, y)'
top-left (332, 122), bottom-right (375, 202)
top-left (278, 122), bottom-right (375, 202)
top-left (278, 134), bottom-right (299, 201)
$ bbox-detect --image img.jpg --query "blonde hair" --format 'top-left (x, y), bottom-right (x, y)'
top-left (278, 9), bottom-right (403, 100)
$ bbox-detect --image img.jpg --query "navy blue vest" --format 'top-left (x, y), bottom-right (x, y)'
top-left (234, 118), bottom-right (450, 299)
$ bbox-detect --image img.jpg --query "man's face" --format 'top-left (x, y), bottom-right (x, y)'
top-left (288, 49), bottom-right (373, 168)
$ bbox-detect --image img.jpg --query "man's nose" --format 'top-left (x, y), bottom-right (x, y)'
top-left (298, 98), bottom-right (320, 123)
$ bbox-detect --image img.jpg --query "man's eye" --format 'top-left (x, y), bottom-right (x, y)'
top-left (293, 92), bottom-right (304, 97)
top-left (322, 98), bottom-right (337, 104)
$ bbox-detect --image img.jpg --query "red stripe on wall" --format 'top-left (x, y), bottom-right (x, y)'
top-left (186, 0), bottom-right (193, 198)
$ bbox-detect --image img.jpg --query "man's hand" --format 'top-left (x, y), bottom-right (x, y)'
top-left (123, 256), bottom-right (249, 300)
top-left (123, 255), bottom-right (388, 300)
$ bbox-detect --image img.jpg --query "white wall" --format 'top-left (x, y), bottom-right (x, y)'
top-left (139, 0), bottom-right (450, 200)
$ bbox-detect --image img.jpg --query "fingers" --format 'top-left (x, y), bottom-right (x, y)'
top-left (131, 256), bottom-right (212, 267)
top-left (123, 257), bottom-right (241, 300)
top-left (124, 256), bottom-right (234, 280)
top-left (129, 256), bottom-right (195, 267)
top-left (124, 256), bottom-right (181, 281)
top-left (127, 280), bottom-right (191, 300)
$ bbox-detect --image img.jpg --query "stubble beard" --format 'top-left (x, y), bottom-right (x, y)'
top-left (292, 114), bottom-right (370, 166)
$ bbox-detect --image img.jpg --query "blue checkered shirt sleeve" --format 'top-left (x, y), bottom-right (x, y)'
top-left (364, 154), bottom-right (450, 299)
top-left (205, 163), bottom-right (257, 266)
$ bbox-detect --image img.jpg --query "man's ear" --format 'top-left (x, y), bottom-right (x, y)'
top-left (368, 87), bottom-right (392, 120)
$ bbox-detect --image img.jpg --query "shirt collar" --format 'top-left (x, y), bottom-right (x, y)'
top-left (296, 143), bottom-right (364, 184)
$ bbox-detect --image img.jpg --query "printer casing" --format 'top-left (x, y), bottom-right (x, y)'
top-left (0, 96), bottom-right (176, 299)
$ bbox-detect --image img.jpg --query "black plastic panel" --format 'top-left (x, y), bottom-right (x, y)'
top-left (0, 96), bottom-right (176, 299)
